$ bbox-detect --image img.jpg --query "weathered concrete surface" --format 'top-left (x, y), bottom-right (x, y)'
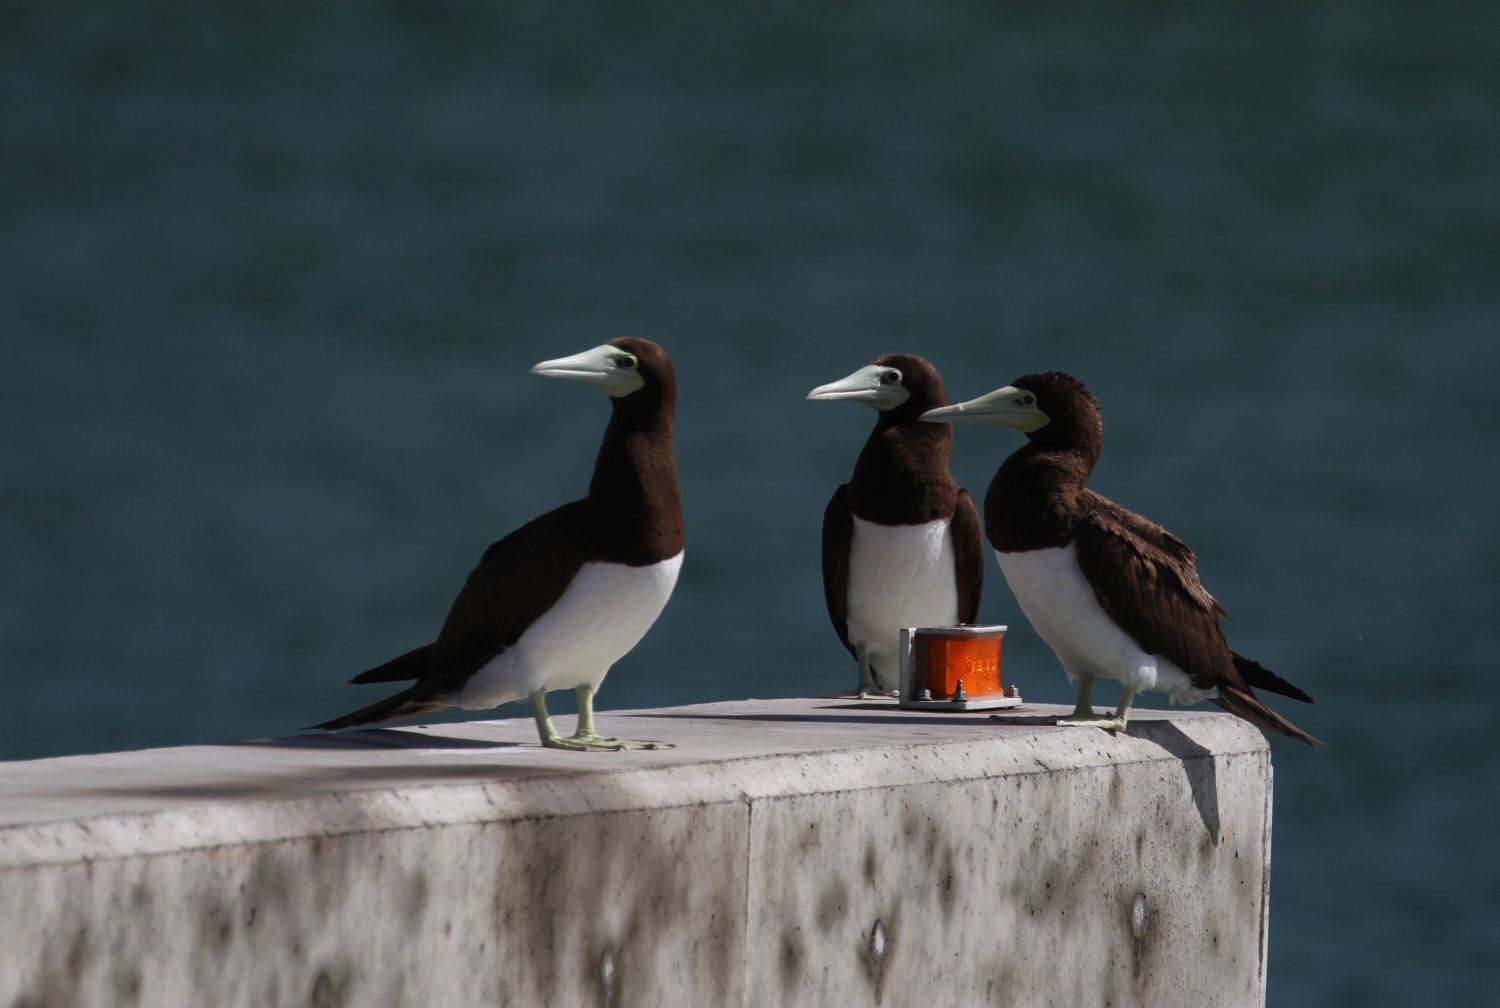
top-left (0, 699), bottom-right (1272, 1007)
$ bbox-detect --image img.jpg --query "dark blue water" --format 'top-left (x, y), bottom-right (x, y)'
top-left (3, 4), bottom-right (1497, 1003)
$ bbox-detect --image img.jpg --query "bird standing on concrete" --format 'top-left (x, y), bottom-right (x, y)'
top-left (312, 338), bottom-right (683, 751)
top-left (921, 371), bottom-right (1318, 744)
top-left (806, 355), bottom-right (983, 698)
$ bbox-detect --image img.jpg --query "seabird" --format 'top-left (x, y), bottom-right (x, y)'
top-left (806, 355), bottom-right (983, 698)
top-left (311, 338), bottom-right (683, 751)
top-left (921, 371), bottom-right (1318, 744)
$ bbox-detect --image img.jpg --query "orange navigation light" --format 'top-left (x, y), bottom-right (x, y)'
top-left (898, 624), bottom-right (1021, 712)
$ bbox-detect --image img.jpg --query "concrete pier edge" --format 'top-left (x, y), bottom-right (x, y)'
top-left (1, 698), bottom-right (1273, 1007)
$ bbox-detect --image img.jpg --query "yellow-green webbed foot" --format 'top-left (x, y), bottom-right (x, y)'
top-left (544, 732), bottom-right (669, 752)
top-left (1054, 679), bottom-right (1135, 735)
top-left (1053, 672), bottom-right (1099, 725)
top-left (1056, 711), bottom-right (1129, 731)
top-left (1055, 711), bottom-right (1117, 727)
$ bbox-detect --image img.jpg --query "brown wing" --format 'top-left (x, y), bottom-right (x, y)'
top-left (951, 489), bottom-right (984, 624)
top-left (349, 642), bottom-right (434, 684)
top-left (415, 500), bottom-right (593, 693)
top-left (821, 485), bottom-right (855, 655)
top-left (314, 502), bottom-right (593, 730)
top-left (1071, 490), bottom-right (1238, 691)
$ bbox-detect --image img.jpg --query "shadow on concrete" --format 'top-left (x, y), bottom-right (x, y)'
top-left (626, 708), bottom-right (1186, 734)
top-left (812, 701), bottom-right (904, 711)
top-left (236, 729), bottom-right (521, 751)
top-left (54, 757), bottom-right (590, 805)
top-left (1129, 720), bottom-right (1221, 845)
top-left (985, 713), bottom-right (1064, 728)
top-left (45, 732), bottom-right (577, 805)
top-left (623, 711), bottom-right (1022, 728)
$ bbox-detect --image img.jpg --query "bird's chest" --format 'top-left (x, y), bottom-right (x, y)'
top-left (995, 545), bottom-right (1134, 664)
top-left (529, 554), bottom-right (683, 667)
top-left (846, 517), bottom-right (958, 647)
top-left (455, 554), bottom-right (683, 705)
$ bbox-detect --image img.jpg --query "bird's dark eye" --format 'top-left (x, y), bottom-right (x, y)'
top-left (1020, 393), bottom-right (1035, 406)
top-left (614, 354), bottom-right (637, 369)
top-left (881, 370), bottom-right (901, 385)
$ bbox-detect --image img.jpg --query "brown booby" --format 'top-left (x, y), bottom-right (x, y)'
top-left (921, 371), bottom-right (1318, 744)
top-left (806, 355), bottom-right (983, 698)
top-left (311, 338), bottom-right (683, 751)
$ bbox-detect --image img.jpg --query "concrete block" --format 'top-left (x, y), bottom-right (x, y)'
top-left (0, 699), bottom-right (1272, 1007)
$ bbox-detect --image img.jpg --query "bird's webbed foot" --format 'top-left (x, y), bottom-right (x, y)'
top-left (539, 684), bottom-right (674, 751)
top-left (1055, 684), bottom-right (1134, 734)
top-left (544, 731), bottom-right (673, 752)
top-left (1055, 708), bottom-right (1103, 726)
top-left (1053, 712), bottom-right (1128, 733)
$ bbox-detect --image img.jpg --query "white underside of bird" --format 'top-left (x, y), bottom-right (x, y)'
top-left (451, 552), bottom-right (684, 709)
top-left (847, 517), bottom-right (960, 688)
top-left (995, 544), bottom-right (1216, 705)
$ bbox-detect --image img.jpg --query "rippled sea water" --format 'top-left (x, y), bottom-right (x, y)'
top-left (3, 4), bottom-right (1497, 1004)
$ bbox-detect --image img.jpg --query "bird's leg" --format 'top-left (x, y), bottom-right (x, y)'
top-left (1099, 687), bottom-right (1136, 734)
top-left (856, 644), bottom-right (897, 699)
top-left (540, 684), bottom-right (673, 752)
top-left (529, 690), bottom-right (562, 746)
top-left (818, 643), bottom-right (896, 700)
top-left (856, 644), bottom-right (879, 697)
top-left (871, 653), bottom-right (902, 698)
top-left (574, 685), bottom-right (599, 737)
top-left (1054, 673), bottom-right (1102, 725)
top-left (532, 687), bottom-right (616, 751)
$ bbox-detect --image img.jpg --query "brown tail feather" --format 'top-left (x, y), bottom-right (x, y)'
top-left (1231, 652), bottom-right (1313, 704)
top-left (308, 686), bottom-right (448, 732)
top-left (349, 643), bottom-right (435, 684)
top-left (1211, 686), bottom-right (1323, 747)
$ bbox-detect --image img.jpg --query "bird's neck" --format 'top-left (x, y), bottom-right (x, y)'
top-left (985, 437), bottom-right (1099, 551)
top-left (587, 401), bottom-right (684, 564)
top-left (847, 420), bottom-right (957, 524)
